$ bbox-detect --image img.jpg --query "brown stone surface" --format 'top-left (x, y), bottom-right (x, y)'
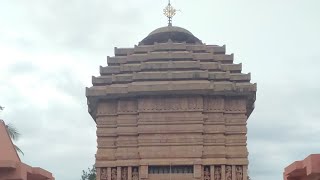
top-left (87, 26), bottom-right (256, 180)
top-left (0, 120), bottom-right (55, 180)
top-left (284, 154), bottom-right (320, 180)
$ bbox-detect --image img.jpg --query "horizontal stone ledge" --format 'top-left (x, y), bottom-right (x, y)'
top-left (100, 66), bottom-right (121, 75)
top-left (114, 111), bottom-right (138, 115)
top-left (117, 133), bottom-right (139, 136)
top-left (214, 54), bottom-right (234, 61)
top-left (132, 71), bottom-right (209, 80)
top-left (225, 143), bottom-right (247, 146)
top-left (137, 109), bottom-right (204, 113)
top-left (137, 130), bottom-right (204, 134)
top-left (95, 159), bottom-right (201, 167)
top-left (138, 139), bottom-right (202, 142)
top-left (225, 155), bottom-right (249, 159)
top-left (141, 61), bottom-right (202, 70)
top-left (203, 142), bottom-right (226, 146)
top-left (107, 56), bottom-right (128, 64)
top-left (95, 113), bottom-right (118, 116)
top-left (95, 159), bottom-right (248, 167)
top-left (205, 45), bottom-right (226, 54)
top-left (230, 73), bottom-right (251, 81)
top-left (202, 158), bottom-right (248, 165)
top-left (95, 111), bottom-right (227, 116)
top-left (97, 145), bottom-right (117, 148)
top-left (223, 110), bottom-right (247, 114)
top-left (96, 134), bottom-right (117, 137)
top-left (126, 54), bottom-right (149, 62)
top-left (133, 45), bottom-right (154, 53)
top-left (153, 42), bottom-right (187, 51)
top-left (202, 154), bottom-right (227, 159)
top-left (137, 121), bottom-right (204, 125)
top-left (114, 47), bottom-right (134, 56)
top-left (96, 125), bottom-right (117, 128)
top-left (93, 73), bottom-right (252, 85)
top-left (208, 72), bottom-right (230, 80)
top-left (97, 124), bottom-right (138, 128)
top-left (114, 44), bottom-right (226, 56)
top-left (98, 141), bottom-right (138, 149)
top-left (225, 122), bottom-right (247, 126)
top-left (200, 62), bottom-right (221, 70)
top-left (86, 87), bottom-right (256, 98)
top-left (192, 53), bottom-right (214, 60)
top-left (186, 44), bottom-right (208, 52)
top-left (203, 130), bottom-right (234, 133)
top-left (148, 51), bottom-right (193, 60)
top-left (187, 45), bottom-right (226, 54)
top-left (138, 142), bottom-right (204, 146)
top-left (120, 64), bottom-right (141, 72)
top-left (203, 122), bottom-right (226, 125)
top-left (96, 112), bottom-right (138, 117)
top-left (98, 145), bottom-right (139, 148)
top-left (86, 81), bottom-right (256, 96)
top-left (97, 134), bottom-right (139, 138)
top-left (116, 123), bottom-right (139, 127)
top-left (92, 76), bottom-right (113, 85)
top-left (138, 117), bottom-right (203, 120)
top-left (138, 117), bottom-right (204, 121)
top-left (221, 63), bottom-right (242, 71)
top-left (226, 139), bottom-right (247, 143)
top-left (203, 110), bottom-right (225, 113)
top-left (224, 132), bottom-right (247, 135)
top-left (123, 53), bottom-right (233, 63)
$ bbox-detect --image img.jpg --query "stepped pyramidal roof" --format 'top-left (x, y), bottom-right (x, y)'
top-left (86, 25), bottom-right (257, 120)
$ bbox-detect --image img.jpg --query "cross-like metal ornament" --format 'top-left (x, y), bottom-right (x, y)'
top-left (163, 0), bottom-right (177, 26)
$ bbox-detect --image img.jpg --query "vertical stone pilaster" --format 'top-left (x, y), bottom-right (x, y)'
top-left (210, 165), bottom-right (215, 180)
top-left (140, 165), bottom-right (148, 179)
top-left (96, 168), bottom-right (101, 180)
top-left (194, 164), bottom-right (202, 179)
top-left (128, 166), bottom-right (132, 180)
top-left (221, 165), bottom-right (226, 180)
top-left (201, 165), bottom-right (204, 179)
top-left (232, 166), bottom-right (236, 180)
top-left (243, 166), bottom-right (248, 180)
top-left (117, 167), bottom-right (121, 180)
top-left (107, 168), bottom-right (112, 180)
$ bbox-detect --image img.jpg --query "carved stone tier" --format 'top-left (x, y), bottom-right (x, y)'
top-left (97, 165), bottom-right (247, 180)
top-left (87, 41), bottom-right (256, 119)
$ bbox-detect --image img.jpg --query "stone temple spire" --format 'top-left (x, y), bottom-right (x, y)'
top-left (87, 6), bottom-right (257, 180)
top-left (163, 0), bottom-right (177, 26)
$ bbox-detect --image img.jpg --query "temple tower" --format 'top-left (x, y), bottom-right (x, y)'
top-left (86, 24), bottom-right (256, 180)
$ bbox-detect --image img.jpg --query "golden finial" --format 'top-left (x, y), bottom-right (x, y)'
top-left (163, 0), bottom-right (177, 26)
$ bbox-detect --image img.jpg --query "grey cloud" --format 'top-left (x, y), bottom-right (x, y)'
top-left (3, 85), bottom-right (96, 179)
top-left (7, 61), bottom-right (38, 74)
top-left (13, 0), bottom-right (142, 51)
top-left (1, 61), bottom-right (96, 179)
top-left (247, 79), bottom-right (320, 179)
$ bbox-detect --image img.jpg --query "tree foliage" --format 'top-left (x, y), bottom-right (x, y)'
top-left (1, 106), bottom-right (24, 155)
top-left (81, 165), bottom-right (96, 180)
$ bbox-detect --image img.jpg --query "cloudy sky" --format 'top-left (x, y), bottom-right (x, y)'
top-left (1, 0), bottom-right (319, 179)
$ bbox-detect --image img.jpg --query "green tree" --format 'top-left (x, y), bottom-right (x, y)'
top-left (0, 106), bottom-right (24, 155)
top-left (81, 165), bottom-right (96, 180)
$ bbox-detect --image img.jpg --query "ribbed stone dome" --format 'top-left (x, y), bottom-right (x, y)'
top-left (140, 26), bottom-right (202, 45)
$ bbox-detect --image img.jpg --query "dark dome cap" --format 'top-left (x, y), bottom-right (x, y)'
top-left (139, 26), bottom-right (202, 45)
